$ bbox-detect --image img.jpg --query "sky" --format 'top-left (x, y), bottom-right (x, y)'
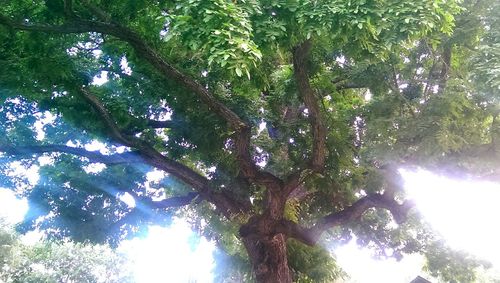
top-left (335, 169), bottom-right (500, 282)
top-left (2, 168), bottom-right (500, 282)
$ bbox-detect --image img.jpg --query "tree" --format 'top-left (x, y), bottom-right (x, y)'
top-left (0, 0), bottom-right (498, 282)
top-left (0, 219), bottom-right (134, 283)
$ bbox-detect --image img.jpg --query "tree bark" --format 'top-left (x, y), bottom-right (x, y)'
top-left (242, 233), bottom-right (292, 283)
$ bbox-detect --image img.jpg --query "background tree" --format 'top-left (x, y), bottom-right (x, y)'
top-left (0, 219), bottom-right (134, 283)
top-left (0, 0), bottom-right (498, 282)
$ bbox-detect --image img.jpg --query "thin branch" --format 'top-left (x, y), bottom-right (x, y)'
top-left (0, 11), bottom-right (274, 205)
top-left (79, 0), bottom-right (113, 23)
top-left (438, 43), bottom-right (452, 95)
top-left (423, 58), bottom-right (437, 99)
top-left (0, 144), bottom-right (143, 164)
top-left (0, 14), bottom-right (246, 129)
top-left (63, 0), bottom-right (75, 19)
top-left (123, 119), bottom-right (175, 135)
top-left (334, 81), bottom-right (368, 90)
top-left (111, 192), bottom-right (198, 232)
top-left (390, 65), bottom-right (402, 95)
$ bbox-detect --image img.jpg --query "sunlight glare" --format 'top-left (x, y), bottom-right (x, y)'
top-left (92, 71), bottom-right (109, 86)
top-left (401, 169), bottom-right (500, 267)
top-left (0, 189), bottom-right (28, 224)
top-left (335, 240), bottom-right (426, 283)
top-left (121, 220), bottom-right (215, 283)
top-left (118, 192), bottom-right (136, 208)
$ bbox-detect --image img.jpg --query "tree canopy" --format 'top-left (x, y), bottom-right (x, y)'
top-left (0, 0), bottom-right (498, 282)
top-left (0, 219), bottom-right (134, 283)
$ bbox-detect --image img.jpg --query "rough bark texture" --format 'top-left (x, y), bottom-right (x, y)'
top-left (0, 9), bottom-right (420, 283)
top-left (243, 233), bottom-right (292, 283)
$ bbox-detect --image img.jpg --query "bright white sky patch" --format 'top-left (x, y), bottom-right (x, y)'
top-left (82, 162), bottom-right (106, 174)
top-left (84, 140), bottom-right (108, 153)
top-left (401, 169), bottom-right (500, 267)
top-left (2, 165), bottom-right (500, 281)
top-left (92, 71), bottom-right (108, 86)
top-left (8, 161), bottom-right (39, 186)
top-left (258, 121), bottom-right (267, 134)
top-left (335, 240), bottom-right (426, 283)
top-left (118, 192), bottom-right (136, 208)
top-left (33, 111), bottom-right (56, 140)
top-left (0, 189), bottom-right (28, 224)
top-left (120, 57), bottom-right (133, 75)
top-left (120, 221), bottom-right (215, 283)
top-left (146, 169), bottom-right (166, 183)
top-left (364, 90), bottom-right (372, 101)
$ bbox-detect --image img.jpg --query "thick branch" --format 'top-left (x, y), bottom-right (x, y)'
top-left (80, 88), bottom-right (250, 217)
top-left (283, 194), bottom-right (415, 246)
top-left (112, 193), bottom-right (198, 230)
top-left (0, 144), bottom-right (143, 164)
top-left (123, 119), bottom-right (175, 135)
top-left (292, 41), bottom-right (327, 173)
top-left (282, 41), bottom-right (329, 196)
top-left (0, 12), bottom-right (274, 206)
top-left (63, 0), bottom-right (75, 18)
top-left (0, 14), bottom-right (247, 130)
top-left (147, 120), bottom-right (175, 129)
top-left (134, 192), bottom-right (199, 210)
top-left (234, 127), bottom-right (283, 189)
top-left (0, 14), bottom-right (94, 33)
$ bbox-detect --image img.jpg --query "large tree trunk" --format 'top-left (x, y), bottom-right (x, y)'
top-left (243, 233), bottom-right (292, 283)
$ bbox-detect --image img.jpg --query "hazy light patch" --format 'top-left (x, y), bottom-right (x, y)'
top-left (0, 189), bottom-right (28, 224)
top-left (20, 230), bottom-right (44, 245)
top-left (8, 161), bottom-right (39, 186)
top-left (92, 71), bottom-right (108, 86)
top-left (157, 110), bottom-right (172, 121)
top-left (401, 169), bottom-right (500, 267)
top-left (33, 111), bottom-right (57, 140)
top-left (145, 170), bottom-right (168, 200)
top-left (114, 146), bottom-right (127, 154)
top-left (92, 49), bottom-right (102, 58)
top-left (258, 121), bottom-right (267, 134)
top-left (121, 220), bottom-right (215, 283)
top-left (120, 57), bottom-right (132, 75)
top-left (432, 85), bottom-right (439, 93)
top-left (38, 156), bottom-right (54, 166)
top-left (84, 140), bottom-right (108, 154)
top-left (364, 90), bottom-right (372, 101)
top-left (256, 159), bottom-right (267, 168)
top-left (146, 170), bottom-right (166, 183)
top-left (83, 163), bottom-right (106, 174)
top-left (66, 140), bottom-right (80, 147)
top-left (335, 240), bottom-right (426, 283)
top-left (336, 56), bottom-right (346, 67)
top-left (119, 192), bottom-right (136, 208)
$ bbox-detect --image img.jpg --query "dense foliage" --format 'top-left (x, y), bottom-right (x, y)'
top-left (0, 0), bottom-right (498, 282)
top-left (0, 219), bottom-right (133, 283)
